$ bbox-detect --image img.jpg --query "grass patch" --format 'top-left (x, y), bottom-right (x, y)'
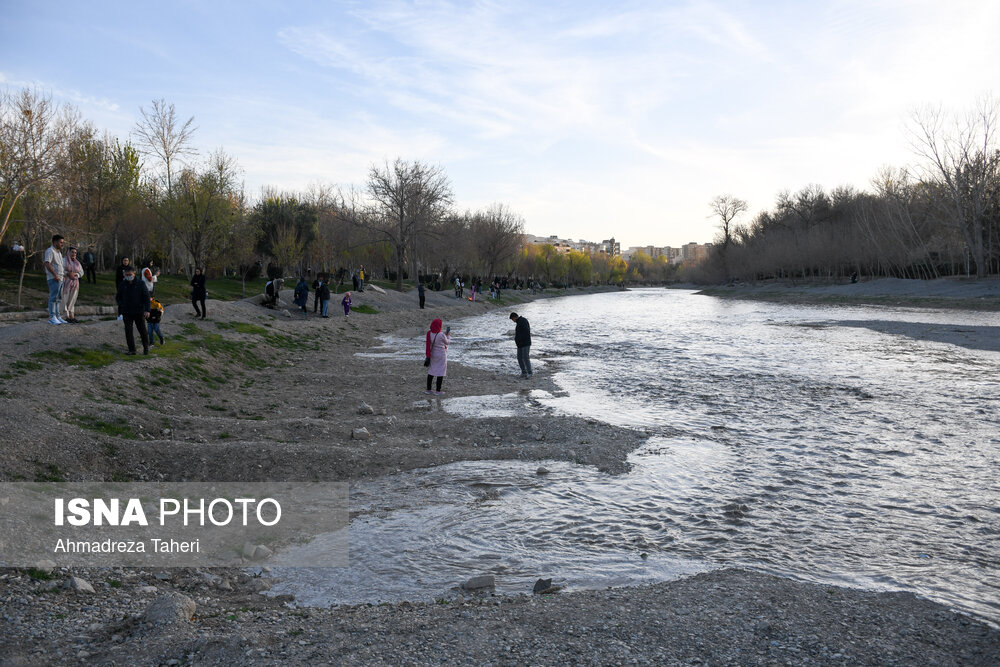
top-left (215, 321), bottom-right (270, 336)
top-left (218, 432), bottom-right (232, 439)
top-left (0, 268), bottom-right (269, 308)
top-left (72, 415), bottom-right (137, 439)
top-left (107, 579), bottom-right (122, 588)
top-left (34, 462), bottom-right (66, 482)
top-left (27, 568), bottom-right (55, 581)
top-left (352, 304), bottom-right (379, 314)
top-left (11, 359), bottom-right (43, 372)
top-left (35, 345), bottom-right (127, 368)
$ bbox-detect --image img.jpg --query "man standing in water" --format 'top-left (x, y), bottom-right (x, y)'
top-left (510, 312), bottom-right (531, 378)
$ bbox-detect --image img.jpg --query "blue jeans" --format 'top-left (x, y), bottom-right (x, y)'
top-left (321, 299), bottom-right (329, 316)
top-left (517, 345), bottom-right (532, 376)
top-left (147, 322), bottom-right (163, 342)
top-left (47, 278), bottom-right (62, 318)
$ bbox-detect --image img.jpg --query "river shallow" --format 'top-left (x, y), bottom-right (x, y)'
top-left (271, 289), bottom-right (1000, 623)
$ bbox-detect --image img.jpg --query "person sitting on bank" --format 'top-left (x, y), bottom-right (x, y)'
top-left (263, 278), bottom-right (283, 308)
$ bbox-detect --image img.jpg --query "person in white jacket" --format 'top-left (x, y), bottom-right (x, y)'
top-left (141, 260), bottom-right (159, 295)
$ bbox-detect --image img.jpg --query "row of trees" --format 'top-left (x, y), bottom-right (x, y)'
top-left (0, 88), bottom-right (536, 302)
top-left (702, 99), bottom-right (1000, 282)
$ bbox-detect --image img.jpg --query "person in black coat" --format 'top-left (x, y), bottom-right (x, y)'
top-left (312, 275), bottom-right (323, 313)
top-left (190, 267), bottom-right (207, 319)
top-left (509, 312), bottom-right (532, 378)
top-left (82, 246), bottom-right (97, 284)
top-left (116, 265), bottom-right (150, 355)
top-left (318, 279), bottom-right (332, 317)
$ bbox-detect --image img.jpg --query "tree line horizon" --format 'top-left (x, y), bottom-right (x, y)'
top-left (2, 88), bottom-right (998, 302)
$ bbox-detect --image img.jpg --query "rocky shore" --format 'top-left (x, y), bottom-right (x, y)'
top-left (1, 281), bottom-right (998, 664)
top-left (3, 565), bottom-right (997, 665)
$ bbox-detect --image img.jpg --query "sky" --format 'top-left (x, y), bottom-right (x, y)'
top-left (2, 0), bottom-right (998, 248)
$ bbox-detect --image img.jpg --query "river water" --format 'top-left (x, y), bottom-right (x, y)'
top-left (271, 289), bottom-right (1000, 623)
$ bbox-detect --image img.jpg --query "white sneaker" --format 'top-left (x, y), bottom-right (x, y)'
top-left (49, 316), bottom-right (61, 325)
top-left (56, 317), bottom-right (68, 324)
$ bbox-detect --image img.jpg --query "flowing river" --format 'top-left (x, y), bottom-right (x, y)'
top-left (271, 289), bottom-right (1000, 624)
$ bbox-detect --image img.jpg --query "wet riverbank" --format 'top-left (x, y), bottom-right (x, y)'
top-left (2, 284), bottom-right (998, 663)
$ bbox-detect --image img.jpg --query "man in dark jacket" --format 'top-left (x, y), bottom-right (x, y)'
top-left (82, 246), bottom-right (97, 284)
top-left (509, 312), bottom-right (532, 378)
top-left (116, 264), bottom-right (150, 355)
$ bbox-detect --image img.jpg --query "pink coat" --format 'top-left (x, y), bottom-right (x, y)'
top-left (427, 332), bottom-right (450, 377)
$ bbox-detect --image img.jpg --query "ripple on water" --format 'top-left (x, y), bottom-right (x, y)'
top-left (271, 291), bottom-right (1000, 624)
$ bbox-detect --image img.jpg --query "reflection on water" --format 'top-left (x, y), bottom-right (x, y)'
top-left (272, 289), bottom-right (1000, 623)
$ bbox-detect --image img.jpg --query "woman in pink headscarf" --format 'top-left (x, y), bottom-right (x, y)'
top-left (61, 246), bottom-right (84, 323)
top-left (424, 318), bottom-right (451, 395)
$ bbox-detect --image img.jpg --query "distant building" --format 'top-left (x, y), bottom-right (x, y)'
top-left (525, 234), bottom-right (619, 256)
top-left (681, 242), bottom-right (710, 263)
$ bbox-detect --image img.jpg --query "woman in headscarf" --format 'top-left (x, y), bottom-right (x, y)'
top-left (61, 246), bottom-right (83, 323)
top-left (424, 318), bottom-right (451, 395)
top-left (142, 259), bottom-right (158, 295)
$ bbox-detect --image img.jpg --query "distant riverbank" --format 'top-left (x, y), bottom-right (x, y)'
top-left (693, 277), bottom-right (1000, 311)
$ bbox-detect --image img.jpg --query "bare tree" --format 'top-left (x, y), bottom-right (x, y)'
top-left (709, 194), bottom-right (748, 279)
top-left (709, 194), bottom-right (749, 249)
top-left (909, 97), bottom-right (1000, 278)
top-left (365, 158), bottom-right (453, 289)
top-left (132, 99), bottom-right (197, 196)
top-left (470, 203), bottom-right (525, 279)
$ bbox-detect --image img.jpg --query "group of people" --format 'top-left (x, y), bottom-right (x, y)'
top-left (42, 234), bottom-right (212, 354)
top-left (288, 275), bottom-right (353, 318)
top-left (42, 235), bottom-right (81, 324)
top-left (42, 235), bottom-right (120, 324)
top-left (448, 276), bottom-right (512, 302)
top-left (423, 311), bottom-right (532, 395)
top-left (42, 235), bottom-right (535, 373)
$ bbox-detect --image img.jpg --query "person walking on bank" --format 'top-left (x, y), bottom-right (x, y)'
top-left (115, 257), bottom-right (131, 289)
top-left (418, 282), bottom-right (425, 309)
top-left (190, 267), bottom-right (207, 319)
top-left (341, 291), bottom-right (352, 317)
top-left (116, 265), bottom-right (150, 355)
top-left (43, 234), bottom-right (66, 325)
top-left (425, 318), bottom-right (451, 395)
top-left (318, 278), bottom-right (331, 317)
top-left (293, 276), bottom-right (310, 314)
top-left (82, 245), bottom-right (97, 284)
top-left (358, 266), bottom-right (366, 292)
top-left (61, 246), bottom-right (84, 323)
top-left (510, 312), bottom-right (532, 378)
